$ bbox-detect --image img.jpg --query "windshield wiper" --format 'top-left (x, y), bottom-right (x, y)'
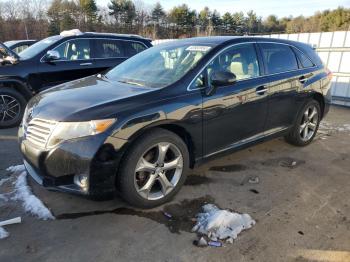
top-left (117, 80), bottom-right (145, 87)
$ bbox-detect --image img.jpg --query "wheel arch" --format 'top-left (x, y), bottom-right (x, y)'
top-left (312, 92), bottom-right (325, 118)
top-left (0, 79), bottom-right (33, 100)
top-left (120, 121), bottom-right (197, 169)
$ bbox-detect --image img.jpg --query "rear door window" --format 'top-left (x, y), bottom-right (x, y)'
top-left (259, 43), bottom-right (298, 74)
top-left (92, 39), bottom-right (125, 59)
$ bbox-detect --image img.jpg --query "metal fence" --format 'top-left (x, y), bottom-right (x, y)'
top-left (153, 31), bottom-right (350, 107)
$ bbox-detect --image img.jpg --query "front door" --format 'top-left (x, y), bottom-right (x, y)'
top-left (200, 43), bottom-right (269, 156)
top-left (37, 38), bottom-right (97, 90)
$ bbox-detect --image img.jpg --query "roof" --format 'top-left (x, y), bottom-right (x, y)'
top-left (162, 36), bottom-right (312, 49)
top-left (4, 40), bottom-right (37, 45)
top-left (58, 29), bottom-right (150, 41)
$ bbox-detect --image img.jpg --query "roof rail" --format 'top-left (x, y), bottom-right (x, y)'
top-left (84, 32), bottom-right (146, 39)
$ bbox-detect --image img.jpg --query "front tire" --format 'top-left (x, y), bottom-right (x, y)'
top-left (117, 128), bottom-right (189, 208)
top-left (0, 87), bottom-right (26, 128)
top-left (285, 100), bottom-right (321, 146)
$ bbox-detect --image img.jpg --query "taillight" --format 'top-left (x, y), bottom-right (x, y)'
top-left (326, 68), bottom-right (333, 81)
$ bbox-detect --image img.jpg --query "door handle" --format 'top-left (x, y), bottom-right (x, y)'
top-left (256, 86), bottom-right (268, 95)
top-left (299, 76), bottom-right (308, 84)
top-left (80, 62), bottom-right (93, 66)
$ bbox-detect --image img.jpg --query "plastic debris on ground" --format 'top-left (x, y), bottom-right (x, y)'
top-left (193, 237), bottom-right (208, 247)
top-left (248, 176), bottom-right (259, 184)
top-left (192, 204), bottom-right (255, 245)
top-left (208, 240), bottom-right (222, 247)
top-left (0, 227), bottom-right (9, 239)
top-left (163, 211), bottom-right (172, 219)
top-left (0, 217), bottom-right (22, 240)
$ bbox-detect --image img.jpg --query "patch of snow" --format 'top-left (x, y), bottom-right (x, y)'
top-left (12, 172), bottom-right (54, 220)
top-left (6, 164), bottom-right (25, 173)
top-left (319, 121), bottom-right (350, 132)
top-left (0, 177), bottom-right (11, 187)
top-left (192, 204), bottom-right (255, 243)
top-left (0, 227), bottom-right (9, 239)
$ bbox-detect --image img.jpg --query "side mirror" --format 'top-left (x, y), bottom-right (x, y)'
top-left (211, 71), bottom-right (236, 87)
top-left (44, 50), bottom-right (60, 61)
top-left (206, 71), bottom-right (236, 96)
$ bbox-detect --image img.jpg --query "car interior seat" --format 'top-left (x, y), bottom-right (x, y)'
top-left (230, 57), bottom-right (250, 80)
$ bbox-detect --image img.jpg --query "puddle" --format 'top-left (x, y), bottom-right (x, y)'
top-left (56, 195), bottom-right (215, 234)
top-left (209, 164), bottom-right (248, 172)
top-left (184, 174), bottom-right (212, 186)
top-left (261, 157), bottom-right (305, 169)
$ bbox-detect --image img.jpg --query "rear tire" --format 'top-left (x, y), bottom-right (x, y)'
top-left (0, 87), bottom-right (26, 128)
top-left (285, 100), bottom-right (321, 146)
top-left (117, 128), bottom-right (189, 208)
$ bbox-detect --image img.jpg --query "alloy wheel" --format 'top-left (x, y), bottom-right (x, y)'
top-left (0, 95), bottom-right (21, 123)
top-left (134, 142), bottom-right (184, 201)
top-left (299, 105), bottom-right (319, 141)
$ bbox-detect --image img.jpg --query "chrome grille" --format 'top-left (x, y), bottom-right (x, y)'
top-left (25, 118), bottom-right (57, 148)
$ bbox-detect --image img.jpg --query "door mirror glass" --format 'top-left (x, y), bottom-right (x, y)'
top-left (210, 71), bottom-right (236, 87)
top-left (44, 50), bottom-right (60, 61)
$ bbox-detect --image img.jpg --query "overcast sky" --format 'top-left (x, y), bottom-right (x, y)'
top-left (96, 0), bottom-right (350, 18)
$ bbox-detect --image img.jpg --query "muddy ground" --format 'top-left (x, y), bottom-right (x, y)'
top-left (0, 106), bottom-right (350, 262)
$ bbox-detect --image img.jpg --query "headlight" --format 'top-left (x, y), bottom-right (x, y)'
top-left (47, 118), bottom-right (116, 148)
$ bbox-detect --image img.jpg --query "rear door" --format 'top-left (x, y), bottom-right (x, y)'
top-left (37, 38), bottom-right (96, 89)
top-left (258, 42), bottom-right (306, 132)
top-left (91, 38), bottom-right (127, 74)
top-left (91, 39), bottom-right (148, 74)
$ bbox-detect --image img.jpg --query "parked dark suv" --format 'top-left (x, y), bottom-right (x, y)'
top-left (19, 37), bottom-right (332, 208)
top-left (0, 30), bottom-right (152, 128)
top-left (4, 40), bottom-right (37, 54)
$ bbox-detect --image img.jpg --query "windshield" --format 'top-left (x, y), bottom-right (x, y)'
top-left (105, 43), bottom-right (213, 88)
top-left (19, 36), bottom-right (62, 59)
top-left (4, 41), bottom-right (16, 48)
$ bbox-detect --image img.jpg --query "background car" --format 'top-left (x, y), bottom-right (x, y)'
top-left (0, 29), bottom-right (152, 128)
top-left (19, 36), bottom-right (332, 208)
top-left (4, 40), bottom-right (37, 54)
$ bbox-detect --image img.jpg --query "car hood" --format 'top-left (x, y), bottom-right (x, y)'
top-left (26, 75), bottom-right (156, 122)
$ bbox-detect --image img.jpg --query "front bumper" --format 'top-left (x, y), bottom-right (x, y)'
top-left (19, 127), bottom-right (128, 196)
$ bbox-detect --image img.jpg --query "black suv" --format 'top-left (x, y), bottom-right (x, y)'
top-left (0, 31), bottom-right (152, 128)
top-left (19, 37), bottom-right (332, 208)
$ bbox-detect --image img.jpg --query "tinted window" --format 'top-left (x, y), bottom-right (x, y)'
top-left (93, 39), bottom-right (124, 58)
top-left (192, 44), bottom-right (260, 89)
top-left (293, 48), bottom-right (314, 68)
top-left (260, 43), bottom-right (298, 74)
top-left (53, 39), bottom-right (91, 61)
top-left (125, 42), bottom-right (147, 56)
top-left (14, 45), bottom-right (29, 53)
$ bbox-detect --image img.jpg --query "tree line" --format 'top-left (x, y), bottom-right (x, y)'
top-left (0, 0), bottom-right (349, 41)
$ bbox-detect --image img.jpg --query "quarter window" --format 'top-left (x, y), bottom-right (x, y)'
top-left (125, 42), bottom-right (147, 56)
top-left (93, 39), bottom-right (124, 58)
top-left (260, 43), bottom-right (298, 74)
top-left (52, 39), bottom-right (91, 61)
top-left (293, 48), bottom-right (314, 68)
